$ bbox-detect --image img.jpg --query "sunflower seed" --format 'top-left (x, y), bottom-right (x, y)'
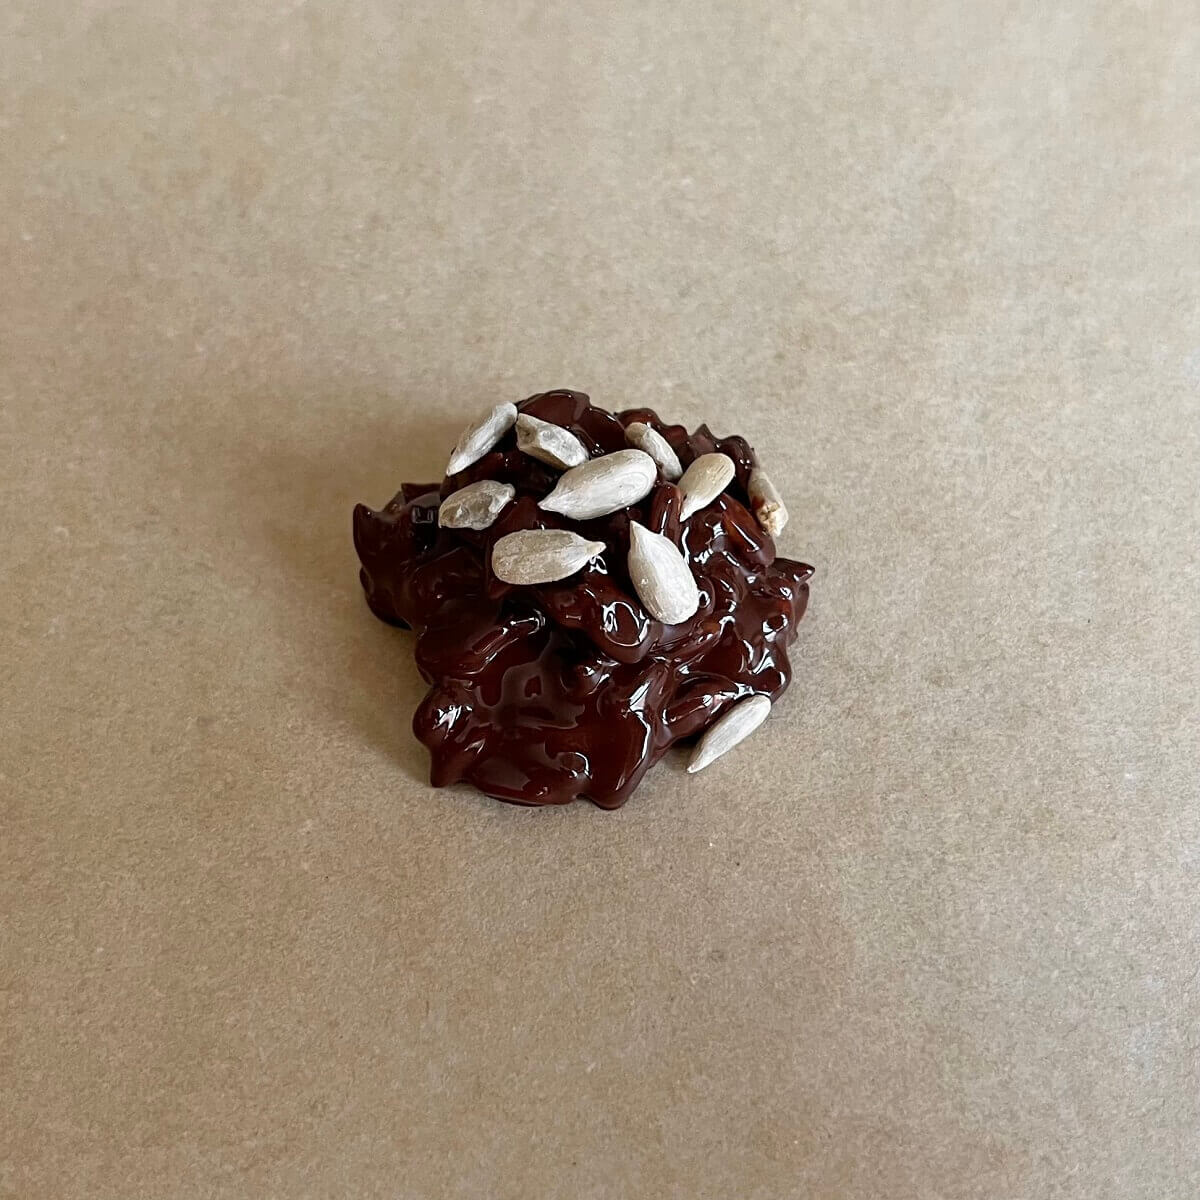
top-left (491, 529), bottom-right (606, 585)
top-left (748, 467), bottom-right (788, 537)
top-left (627, 522), bottom-right (699, 624)
top-left (687, 694), bottom-right (772, 773)
top-left (437, 480), bottom-right (516, 530)
top-left (623, 421), bottom-right (682, 481)
top-left (538, 449), bottom-right (657, 520)
top-left (445, 402), bottom-right (518, 476)
top-left (515, 413), bottom-right (589, 470)
top-left (678, 452), bottom-right (736, 520)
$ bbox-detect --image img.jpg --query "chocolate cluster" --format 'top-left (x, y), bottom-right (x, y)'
top-left (353, 389), bottom-right (812, 808)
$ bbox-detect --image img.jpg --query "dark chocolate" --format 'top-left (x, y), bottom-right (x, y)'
top-left (353, 390), bottom-right (813, 808)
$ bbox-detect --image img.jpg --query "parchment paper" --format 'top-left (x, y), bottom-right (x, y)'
top-left (4, 3), bottom-right (1199, 1196)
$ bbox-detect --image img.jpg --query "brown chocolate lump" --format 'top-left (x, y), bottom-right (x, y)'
top-left (353, 389), bottom-right (812, 808)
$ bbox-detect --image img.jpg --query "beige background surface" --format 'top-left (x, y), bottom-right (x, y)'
top-left (4, 2), bottom-right (1200, 1197)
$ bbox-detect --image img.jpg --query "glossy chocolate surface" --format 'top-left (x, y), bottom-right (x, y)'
top-left (353, 390), bottom-right (813, 808)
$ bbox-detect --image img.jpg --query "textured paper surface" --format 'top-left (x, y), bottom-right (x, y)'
top-left (4, 3), bottom-right (1199, 1196)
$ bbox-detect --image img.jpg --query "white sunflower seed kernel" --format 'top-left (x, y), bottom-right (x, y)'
top-left (515, 413), bottom-right (589, 470)
top-left (437, 480), bottom-right (516, 530)
top-left (627, 522), bottom-right (700, 625)
top-left (538, 449), bottom-right (657, 521)
top-left (445, 402), bottom-right (518, 476)
top-left (748, 467), bottom-right (788, 537)
top-left (623, 422), bottom-right (682, 481)
top-left (491, 529), bottom-right (606, 585)
top-left (687, 694), bottom-right (772, 773)
top-left (678, 452), bottom-right (736, 520)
